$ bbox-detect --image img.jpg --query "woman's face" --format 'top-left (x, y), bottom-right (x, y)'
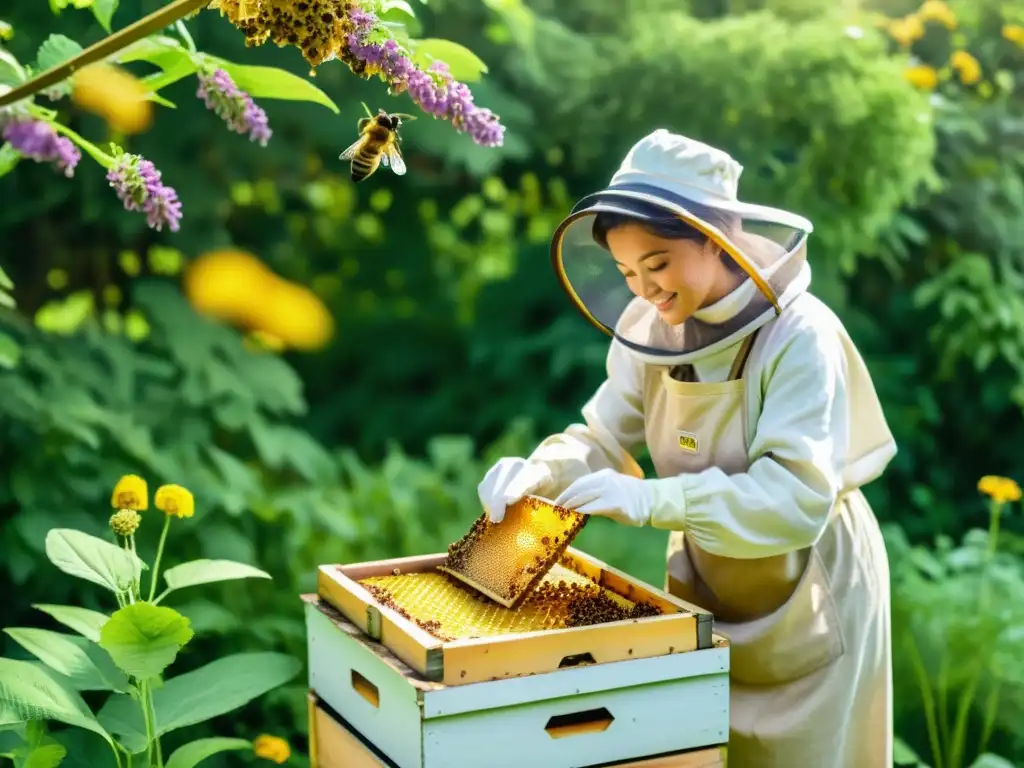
top-left (606, 222), bottom-right (740, 326)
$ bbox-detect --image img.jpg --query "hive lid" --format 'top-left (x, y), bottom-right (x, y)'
top-left (437, 495), bottom-right (588, 608)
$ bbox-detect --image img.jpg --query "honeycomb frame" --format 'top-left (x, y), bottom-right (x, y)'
top-left (437, 495), bottom-right (589, 608)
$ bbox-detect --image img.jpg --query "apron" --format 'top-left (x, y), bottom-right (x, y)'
top-left (645, 330), bottom-right (893, 768)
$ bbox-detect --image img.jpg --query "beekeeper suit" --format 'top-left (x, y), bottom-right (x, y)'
top-left (478, 129), bottom-right (896, 767)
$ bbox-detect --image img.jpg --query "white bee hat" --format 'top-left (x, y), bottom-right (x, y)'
top-left (550, 129), bottom-right (814, 365)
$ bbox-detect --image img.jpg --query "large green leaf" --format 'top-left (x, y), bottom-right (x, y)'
top-left (34, 34), bottom-right (83, 72)
top-left (0, 332), bottom-right (19, 370)
top-left (3, 628), bottom-right (128, 692)
top-left (32, 605), bottom-right (109, 643)
top-left (44, 529), bottom-right (145, 594)
top-left (97, 652), bottom-right (300, 746)
top-left (165, 737), bottom-right (251, 768)
top-left (54, 730), bottom-right (117, 768)
top-left (970, 756), bottom-right (1017, 768)
top-left (211, 60), bottom-right (340, 113)
top-left (0, 658), bottom-right (113, 748)
top-left (116, 35), bottom-right (196, 93)
top-left (98, 604), bottom-right (193, 680)
top-left (161, 559), bottom-right (271, 595)
top-left (0, 48), bottom-right (26, 86)
top-left (409, 38), bottom-right (488, 81)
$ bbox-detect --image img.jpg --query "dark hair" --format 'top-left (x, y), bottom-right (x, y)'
top-left (591, 198), bottom-right (746, 275)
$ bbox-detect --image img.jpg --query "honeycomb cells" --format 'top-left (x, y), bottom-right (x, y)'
top-left (437, 496), bottom-right (590, 607)
top-left (209, 0), bottom-right (352, 67)
top-left (359, 563), bottom-right (662, 642)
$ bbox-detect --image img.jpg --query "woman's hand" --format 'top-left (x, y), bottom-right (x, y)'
top-left (477, 457), bottom-right (554, 523)
top-left (554, 468), bottom-right (655, 527)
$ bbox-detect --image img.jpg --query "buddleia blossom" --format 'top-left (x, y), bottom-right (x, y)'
top-left (342, 6), bottom-right (505, 147)
top-left (106, 150), bottom-right (183, 232)
top-left (1, 117), bottom-right (80, 177)
top-left (196, 68), bottom-right (272, 146)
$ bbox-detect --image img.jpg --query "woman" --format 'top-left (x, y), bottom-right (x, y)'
top-left (478, 129), bottom-right (895, 767)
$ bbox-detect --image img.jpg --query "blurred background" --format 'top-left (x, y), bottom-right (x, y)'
top-left (1, 0), bottom-right (1023, 765)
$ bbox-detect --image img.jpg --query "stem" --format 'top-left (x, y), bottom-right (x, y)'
top-left (110, 742), bottom-right (123, 768)
top-left (130, 534), bottom-right (141, 599)
top-left (0, 0), bottom-right (210, 108)
top-left (175, 20), bottom-right (198, 53)
top-left (978, 681), bottom-right (1000, 755)
top-left (938, 647), bottom-right (951, 759)
top-left (906, 632), bottom-right (944, 768)
top-left (141, 680), bottom-right (154, 767)
top-left (148, 516), bottom-right (171, 602)
top-left (949, 499), bottom-right (1003, 768)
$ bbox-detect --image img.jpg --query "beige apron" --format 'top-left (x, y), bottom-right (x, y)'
top-left (645, 331), bottom-right (892, 768)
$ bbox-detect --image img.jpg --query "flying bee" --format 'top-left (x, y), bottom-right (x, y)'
top-left (339, 103), bottom-right (416, 182)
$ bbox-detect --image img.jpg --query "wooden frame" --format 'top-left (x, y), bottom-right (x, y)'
top-left (316, 546), bottom-right (714, 686)
top-left (307, 690), bottom-right (729, 768)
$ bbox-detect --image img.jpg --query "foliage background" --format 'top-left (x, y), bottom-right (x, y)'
top-left (1, 0), bottom-right (1024, 765)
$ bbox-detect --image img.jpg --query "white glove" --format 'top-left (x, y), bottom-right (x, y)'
top-left (478, 457), bottom-right (555, 523)
top-left (553, 468), bottom-right (658, 527)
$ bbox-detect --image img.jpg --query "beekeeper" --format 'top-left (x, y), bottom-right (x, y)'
top-left (478, 129), bottom-right (896, 767)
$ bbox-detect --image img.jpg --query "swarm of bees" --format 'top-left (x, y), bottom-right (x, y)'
top-left (339, 102), bottom-right (416, 182)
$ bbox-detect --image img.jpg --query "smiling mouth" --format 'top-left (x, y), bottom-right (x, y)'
top-left (653, 294), bottom-right (677, 312)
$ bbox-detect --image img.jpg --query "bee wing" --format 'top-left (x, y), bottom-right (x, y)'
top-left (384, 141), bottom-right (407, 176)
top-left (338, 136), bottom-right (364, 161)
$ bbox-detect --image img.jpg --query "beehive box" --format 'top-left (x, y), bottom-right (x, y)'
top-left (315, 546), bottom-right (714, 685)
top-left (307, 691), bottom-right (729, 768)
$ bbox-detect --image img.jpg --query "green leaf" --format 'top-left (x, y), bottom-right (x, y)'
top-left (380, 0), bottom-right (416, 18)
top-left (0, 49), bottom-right (26, 87)
top-left (0, 658), bottom-right (113, 748)
top-left (20, 742), bottom-right (66, 768)
top-left (54, 730), bottom-right (117, 768)
top-left (4, 628), bottom-right (129, 692)
top-left (0, 144), bottom-right (18, 181)
top-left (165, 737), bottom-right (251, 768)
top-left (212, 60), bottom-right (340, 113)
top-left (99, 603), bottom-right (193, 680)
top-left (0, 332), bottom-right (19, 370)
top-left (90, 0), bottom-right (117, 32)
top-left (162, 559), bottom-right (271, 595)
top-left (970, 755), bottom-right (1017, 768)
top-left (32, 605), bottom-right (110, 643)
top-left (35, 34), bottom-right (83, 72)
top-left (116, 36), bottom-right (196, 93)
top-left (410, 38), bottom-right (488, 82)
top-left (97, 653), bottom-right (301, 747)
top-left (44, 529), bottom-right (145, 594)
top-left (146, 92), bottom-right (175, 108)
top-left (0, 263), bottom-right (13, 290)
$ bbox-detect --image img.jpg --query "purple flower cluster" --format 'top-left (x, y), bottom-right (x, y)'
top-left (1, 118), bottom-right (81, 177)
top-left (106, 152), bottom-right (183, 232)
top-left (196, 68), bottom-right (272, 146)
top-left (344, 8), bottom-right (505, 147)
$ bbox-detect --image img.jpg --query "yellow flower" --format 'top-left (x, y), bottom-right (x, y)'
top-left (155, 484), bottom-right (195, 519)
top-left (918, 0), bottom-right (957, 29)
top-left (254, 279), bottom-right (335, 352)
top-left (71, 63), bottom-right (153, 135)
top-left (904, 64), bottom-right (939, 89)
top-left (950, 50), bottom-right (982, 85)
top-left (253, 734), bottom-right (290, 764)
top-left (888, 15), bottom-right (925, 46)
top-left (978, 475), bottom-right (1021, 505)
top-left (112, 475), bottom-right (148, 511)
top-left (1003, 24), bottom-right (1024, 46)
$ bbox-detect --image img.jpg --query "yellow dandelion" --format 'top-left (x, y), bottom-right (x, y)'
top-left (918, 0), bottom-right (957, 30)
top-left (71, 63), bottom-right (153, 135)
top-left (111, 475), bottom-right (148, 511)
top-left (155, 484), bottom-right (195, 519)
top-left (888, 16), bottom-right (926, 47)
top-left (950, 50), bottom-right (982, 85)
top-left (1003, 24), bottom-right (1024, 47)
top-left (253, 734), bottom-right (290, 764)
top-left (978, 475), bottom-right (1022, 505)
top-left (904, 64), bottom-right (939, 90)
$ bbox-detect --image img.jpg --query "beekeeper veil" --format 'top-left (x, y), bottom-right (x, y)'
top-left (550, 130), bottom-right (814, 365)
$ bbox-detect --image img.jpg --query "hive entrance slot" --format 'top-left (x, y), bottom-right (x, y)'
top-left (350, 669), bottom-right (379, 708)
top-left (558, 652), bottom-right (596, 668)
top-left (544, 707), bottom-right (615, 739)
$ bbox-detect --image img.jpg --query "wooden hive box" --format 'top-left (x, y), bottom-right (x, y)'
top-left (305, 546), bottom-right (730, 768)
top-left (307, 690), bottom-right (729, 768)
top-left (315, 547), bottom-right (715, 685)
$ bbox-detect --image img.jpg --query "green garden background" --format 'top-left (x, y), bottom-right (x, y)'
top-left (1, 0), bottom-right (1023, 765)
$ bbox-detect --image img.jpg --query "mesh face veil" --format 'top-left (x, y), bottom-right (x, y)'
top-left (550, 135), bottom-right (814, 366)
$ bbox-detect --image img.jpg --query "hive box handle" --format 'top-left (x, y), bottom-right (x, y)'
top-left (558, 652), bottom-right (596, 668)
top-left (351, 669), bottom-right (380, 708)
top-left (544, 707), bottom-right (614, 739)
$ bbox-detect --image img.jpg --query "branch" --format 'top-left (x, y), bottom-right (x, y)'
top-left (0, 0), bottom-right (210, 109)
